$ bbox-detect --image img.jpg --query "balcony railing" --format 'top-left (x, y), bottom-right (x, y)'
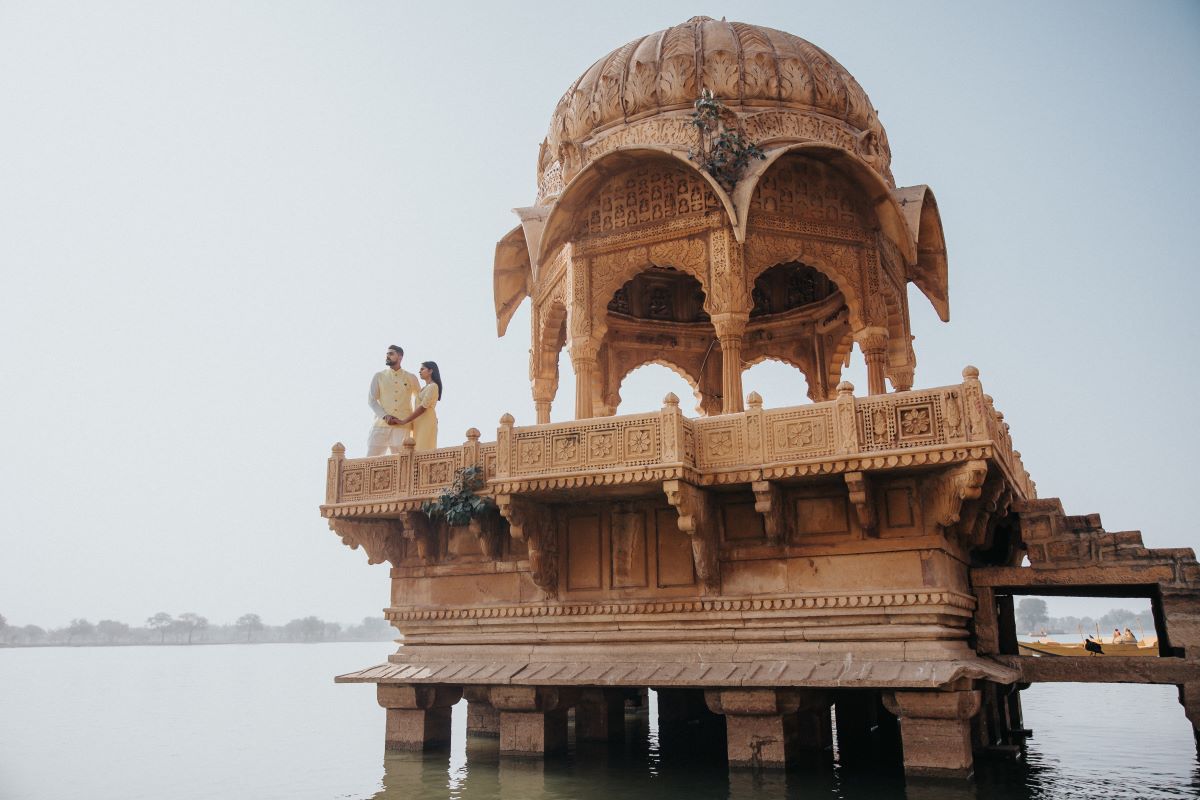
top-left (322, 367), bottom-right (1034, 515)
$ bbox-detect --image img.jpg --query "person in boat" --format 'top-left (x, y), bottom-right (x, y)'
top-left (1122, 627), bottom-right (1138, 644)
top-left (1113, 628), bottom-right (1122, 643)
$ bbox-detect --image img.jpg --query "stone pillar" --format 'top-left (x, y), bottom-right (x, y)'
top-left (489, 686), bottom-right (577, 757)
top-left (576, 688), bottom-right (625, 742)
top-left (1178, 682), bottom-right (1200, 743)
top-left (377, 684), bottom-right (462, 751)
top-left (854, 327), bottom-right (889, 396)
top-left (882, 689), bottom-right (981, 778)
top-left (889, 365), bottom-right (914, 393)
top-left (712, 312), bottom-right (748, 414)
top-left (532, 377), bottom-right (555, 425)
top-left (705, 688), bottom-right (810, 768)
top-left (464, 686), bottom-right (500, 737)
top-left (569, 343), bottom-right (597, 420)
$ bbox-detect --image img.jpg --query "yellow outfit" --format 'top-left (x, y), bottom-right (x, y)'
top-left (412, 382), bottom-right (439, 451)
top-left (366, 368), bottom-right (419, 456)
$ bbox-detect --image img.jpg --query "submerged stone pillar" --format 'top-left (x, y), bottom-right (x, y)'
top-left (883, 689), bottom-right (981, 778)
top-left (706, 688), bottom-right (815, 768)
top-left (576, 688), bottom-right (625, 742)
top-left (464, 686), bottom-right (500, 737)
top-left (377, 684), bottom-right (462, 751)
top-left (490, 686), bottom-right (577, 757)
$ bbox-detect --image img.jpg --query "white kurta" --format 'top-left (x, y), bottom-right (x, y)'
top-left (366, 367), bottom-right (418, 455)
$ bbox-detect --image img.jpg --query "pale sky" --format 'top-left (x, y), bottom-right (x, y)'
top-left (1, 1), bottom-right (1197, 628)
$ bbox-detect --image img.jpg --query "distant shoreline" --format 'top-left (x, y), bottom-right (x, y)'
top-left (0, 639), bottom-right (396, 649)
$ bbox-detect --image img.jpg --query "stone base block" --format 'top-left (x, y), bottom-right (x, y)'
top-left (725, 713), bottom-right (800, 768)
top-left (385, 706), bottom-right (452, 751)
top-left (467, 701), bottom-right (501, 737)
top-left (884, 690), bottom-right (980, 779)
top-left (576, 688), bottom-right (625, 742)
top-left (499, 710), bottom-right (568, 756)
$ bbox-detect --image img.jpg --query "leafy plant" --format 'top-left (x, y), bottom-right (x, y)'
top-left (687, 89), bottom-right (766, 192)
top-left (421, 466), bottom-right (494, 526)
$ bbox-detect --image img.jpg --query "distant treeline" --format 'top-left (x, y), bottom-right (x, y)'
top-left (0, 612), bottom-right (395, 646)
top-left (1014, 599), bottom-right (1156, 636)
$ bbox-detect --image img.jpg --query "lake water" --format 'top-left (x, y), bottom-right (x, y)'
top-left (1, 643), bottom-right (1197, 799)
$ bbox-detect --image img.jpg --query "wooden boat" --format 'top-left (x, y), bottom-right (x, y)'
top-left (1018, 640), bottom-right (1158, 657)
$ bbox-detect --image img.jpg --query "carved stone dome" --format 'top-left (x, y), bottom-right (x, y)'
top-left (538, 16), bottom-right (893, 200)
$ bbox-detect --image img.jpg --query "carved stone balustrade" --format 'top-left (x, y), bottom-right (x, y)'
top-left (321, 368), bottom-right (1034, 522)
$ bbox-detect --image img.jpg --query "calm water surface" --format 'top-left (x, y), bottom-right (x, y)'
top-left (1, 643), bottom-right (1197, 799)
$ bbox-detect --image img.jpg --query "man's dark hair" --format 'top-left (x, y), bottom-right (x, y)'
top-left (388, 345), bottom-right (404, 356)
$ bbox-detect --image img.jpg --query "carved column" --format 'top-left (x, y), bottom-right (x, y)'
top-left (532, 374), bottom-right (557, 426)
top-left (854, 327), bottom-right (889, 396)
top-left (712, 312), bottom-right (749, 414)
top-left (705, 688), bottom-right (824, 768)
top-left (377, 684), bottom-right (462, 751)
top-left (569, 341), bottom-right (598, 420)
top-left (576, 688), bottom-right (626, 742)
top-left (882, 689), bottom-right (981, 778)
top-left (489, 686), bottom-right (578, 757)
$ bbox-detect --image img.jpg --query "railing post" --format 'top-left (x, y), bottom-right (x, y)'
top-left (496, 413), bottom-right (514, 479)
top-left (744, 391), bottom-right (764, 463)
top-left (326, 442), bottom-right (345, 504)
top-left (834, 381), bottom-right (859, 455)
top-left (660, 393), bottom-right (684, 464)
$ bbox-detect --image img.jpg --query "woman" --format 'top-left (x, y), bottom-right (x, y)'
top-left (399, 361), bottom-right (441, 451)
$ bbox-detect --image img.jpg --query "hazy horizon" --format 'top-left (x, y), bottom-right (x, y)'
top-left (2, 1), bottom-right (1197, 626)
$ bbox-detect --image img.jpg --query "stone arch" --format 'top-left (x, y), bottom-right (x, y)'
top-left (588, 236), bottom-right (711, 347)
top-left (743, 231), bottom-right (866, 331)
top-left (741, 355), bottom-right (811, 407)
top-left (733, 142), bottom-right (916, 263)
top-left (613, 357), bottom-right (705, 416)
top-left (537, 148), bottom-right (736, 268)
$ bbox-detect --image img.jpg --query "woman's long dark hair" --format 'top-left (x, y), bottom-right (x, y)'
top-left (421, 361), bottom-right (443, 400)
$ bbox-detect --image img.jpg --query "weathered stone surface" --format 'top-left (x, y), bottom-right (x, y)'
top-left (883, 690), bottom-right (980, 778)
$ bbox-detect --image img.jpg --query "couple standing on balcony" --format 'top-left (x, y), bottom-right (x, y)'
top-left (366, 344), bottom-right (442, 456)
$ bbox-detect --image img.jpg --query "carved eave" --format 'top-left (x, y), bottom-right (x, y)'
top-left (537, 148), bottom-right (736, 266)
top-left (734, 143), bottom-right (916, 259)
top-left (494, 224), bottom-right (532, 337)
top-left (894, 184), bottom-right (949, 322)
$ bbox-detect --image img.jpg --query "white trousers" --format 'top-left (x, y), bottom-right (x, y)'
top-left (366, 423), bottom-right (412, 456)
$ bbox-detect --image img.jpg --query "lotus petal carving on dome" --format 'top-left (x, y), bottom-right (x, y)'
top-left (535, 17), bottom-right (897, 202)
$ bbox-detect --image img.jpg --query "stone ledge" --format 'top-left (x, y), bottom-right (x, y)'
top-left (335, 656), bottom-right (1018, 689)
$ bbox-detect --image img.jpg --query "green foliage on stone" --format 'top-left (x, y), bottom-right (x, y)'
top-left (688, 89), bottom-right (766, 192)
top-left (421, 466), bottom-right (493, 526)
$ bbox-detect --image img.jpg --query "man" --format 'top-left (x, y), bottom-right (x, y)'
top-left (366, 345), bottom-right (420, 456)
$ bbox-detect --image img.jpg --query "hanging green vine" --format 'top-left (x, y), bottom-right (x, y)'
top-left (421, 466), bottom-right (494, 526)
top-left (687, 89), bottom-right (766, 192)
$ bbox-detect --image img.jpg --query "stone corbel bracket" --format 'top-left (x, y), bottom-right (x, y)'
top-left (399, 510), bottom-right (438, 562)
top-left (844, 471), bottom-right (876, 537)
top-left (496, 495), bottom-right (558, 598)
top-left (663, 479), bottom-right (720, 592)
top-left (329, 517), bottom-right (405, 567)
top-left (751, 479), bottom-right (790, 544)
top-left (468, 509), bottom-right (505, 560)
top-left (923, 459), bottom-right (988, 538)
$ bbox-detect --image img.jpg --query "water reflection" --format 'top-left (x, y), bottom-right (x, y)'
top-left (368, 685), bottom-right (1200, 800)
